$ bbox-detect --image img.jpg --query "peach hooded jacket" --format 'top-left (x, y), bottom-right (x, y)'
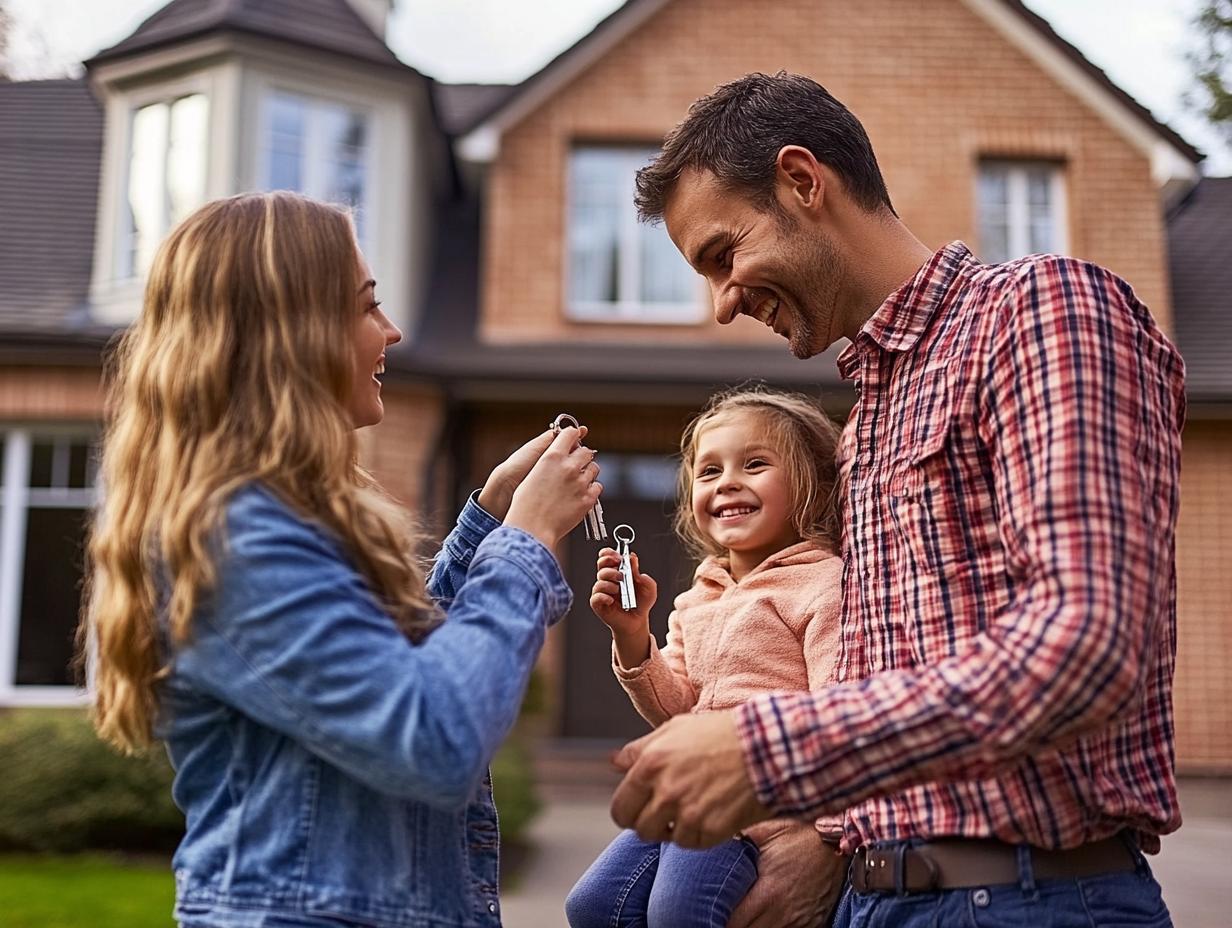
top-left (612, 540), bottom-right (842, 721)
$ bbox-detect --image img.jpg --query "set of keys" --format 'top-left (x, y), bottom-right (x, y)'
top-left (612, 523), bottom-right (638, 612)
top-left (551, 413), bottom-right (607, 541)
top-left (550, 412), bottom-right (637, 611)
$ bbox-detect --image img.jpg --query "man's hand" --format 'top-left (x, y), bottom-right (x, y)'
top-left (610, 711), bottom-right (772, 848)
top-left (729, 821), bottom-right (847, 928)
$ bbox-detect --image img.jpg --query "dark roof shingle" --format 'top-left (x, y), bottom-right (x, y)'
top-left (1168, 177), bottom-right (1232, 402)
top-left (88, 0), bottom-right (410, 72)
top-left (432, 83), bottom-right (516, 137)
top-left (0, 79), bottom-right (104, 332)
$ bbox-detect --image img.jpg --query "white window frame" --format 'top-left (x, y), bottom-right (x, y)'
top-left (0, 426), bottom-right (99, 707)
top-left (976, 160), bottom-right (1069, 262)
top-left (257, 87), bottom-right (373, 251)
top-left (565, 146), bottom-right (704, 325)
top-left (116, 79), bottom-right (213, 280)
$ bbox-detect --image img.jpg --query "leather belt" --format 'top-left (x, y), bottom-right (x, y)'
top-left (850, 834), bottom-right (1136, 894)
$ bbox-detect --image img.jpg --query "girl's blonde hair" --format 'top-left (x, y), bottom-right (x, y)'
top-left (84, 191), bottom-right (436, 752)
top-left (673, 384), bottom-right (843, 560)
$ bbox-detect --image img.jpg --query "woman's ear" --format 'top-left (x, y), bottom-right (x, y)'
top-left (775, 146), bottom-right (825, 213)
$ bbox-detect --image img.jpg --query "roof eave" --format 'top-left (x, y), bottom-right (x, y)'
top-left (85, 22), bottom-right (418, 79)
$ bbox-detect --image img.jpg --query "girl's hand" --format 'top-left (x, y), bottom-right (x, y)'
top-left (504, 426), bottom-right (601, 548)
top-left (590, 548), bottom-right (658, 640)
top-left (478, 426), bottom-right (587, 520)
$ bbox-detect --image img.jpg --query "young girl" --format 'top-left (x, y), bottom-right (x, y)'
top-left (84, 191), bottom-right (601, 928)
top-left (566, 385), bottom-right (848, 928)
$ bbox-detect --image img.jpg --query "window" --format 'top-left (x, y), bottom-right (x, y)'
top-left (977, 160), bottom-right (1067, 264)
top-left (0, 430), bottom-right (99, 705)
top-left (126, 93), bottom-right (209, 278)
top-left (568, 147), bottom-right (701, 323)
top-left (261, 90), bottom-right (370, 244)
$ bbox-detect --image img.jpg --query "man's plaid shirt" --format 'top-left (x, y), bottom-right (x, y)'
top-left (737, 242), bottom-right (1185, 853)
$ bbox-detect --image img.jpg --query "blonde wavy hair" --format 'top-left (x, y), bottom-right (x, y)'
top-left (673, 384), bottom-right (843, 561)
top-left (84, 191), bottom-right (436, 753)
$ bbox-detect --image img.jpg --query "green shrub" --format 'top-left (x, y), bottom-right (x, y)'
top-left (491, 733), bottom-right (540, 844)
top-left (0, 684), bottom-right (545, 855)
top-left (0, 709), bottom-right (182, 854)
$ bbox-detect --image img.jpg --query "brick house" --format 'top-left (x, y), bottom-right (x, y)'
top-left (1, 0), bottom-right (1227, 768)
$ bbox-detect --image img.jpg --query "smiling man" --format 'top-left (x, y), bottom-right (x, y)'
top-left (609, 72), bottom-right (1185, 928)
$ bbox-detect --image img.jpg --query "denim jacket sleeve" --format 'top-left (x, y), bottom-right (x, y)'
top-left (171, 487), bottom-right (572, 809)
top-left (426, 490), bottom-right (502, 609)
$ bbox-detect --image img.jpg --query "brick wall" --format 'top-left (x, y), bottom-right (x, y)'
top-left (0, 364), bottom-right (444, 533)
top-left (1175, 419), bottom-right (1232, 772)
top-left (481, 0), bottom-right (1173, 343)
top-left (355, 381), bottom-right (446, 517)
top-left (0, 365), bottom-right (104, 420)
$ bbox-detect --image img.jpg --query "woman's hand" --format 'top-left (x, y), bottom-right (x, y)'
top-left (478, 426), bottom-right (586, 520)
top-left (503, 426), bottom-right (601, 548)
top-left (591, 548), bottom-right (658, 668)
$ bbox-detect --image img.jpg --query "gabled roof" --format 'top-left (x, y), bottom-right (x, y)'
top-left (433, 82), bottom-right (516, 137)
top-left (1167, 177), bottom-right (1232, 403)
top-left (457, 0), bottom-right (1201, 181)
top-left (87, 0), bottom-right (410, 72)
top-left (0, 79), bottom-right (105, 335)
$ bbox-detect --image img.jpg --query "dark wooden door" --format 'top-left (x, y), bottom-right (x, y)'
top-left (559, 455), bottom-right (695, 741)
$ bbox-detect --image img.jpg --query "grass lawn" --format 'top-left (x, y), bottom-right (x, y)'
top-left (0, 854), bottom-right (175, 928)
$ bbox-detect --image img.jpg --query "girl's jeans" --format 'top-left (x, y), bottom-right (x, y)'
top-left (830, 839), bottom-right (1172, 927)
top-left (566, 828), bottom-right (759, 928)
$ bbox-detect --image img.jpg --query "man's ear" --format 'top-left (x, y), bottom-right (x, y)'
top-left (776, 146), bottom-right (824, 213)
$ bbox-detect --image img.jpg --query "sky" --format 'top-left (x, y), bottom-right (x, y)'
top-left (4, 0), bottom-right (1229, 174)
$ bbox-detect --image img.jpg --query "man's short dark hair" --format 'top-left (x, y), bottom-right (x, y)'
top-left (635, 71), bottom-right (895, 221)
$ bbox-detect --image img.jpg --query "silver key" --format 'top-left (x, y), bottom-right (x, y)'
top-left (550, 413), bottom-right (607, 541)
top-left (613, 524), bottom-right (637, 611)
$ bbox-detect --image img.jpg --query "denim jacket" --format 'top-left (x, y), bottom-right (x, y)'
top-left (160, 485), bottom-right (572, 927)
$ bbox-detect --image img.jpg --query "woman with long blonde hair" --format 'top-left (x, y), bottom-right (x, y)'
top-left (84, 191), bottom-right (599, 927)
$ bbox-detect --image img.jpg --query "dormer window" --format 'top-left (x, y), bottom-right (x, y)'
top-left (125, 92), bottom-right (209, 278)
top-left (261, 90), bottom-right (370, 244)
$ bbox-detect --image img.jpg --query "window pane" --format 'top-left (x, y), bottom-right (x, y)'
top-left (322, 104), bottom-right (366, 207)
top-left (268, 93), bottom-right (305, 190)
top-left (1027, 169), bottom-right (1054, 254)
top-left (16, 507), bottom-right (89, 686)
top-left (978, 211), bottom-right (1010, 264)
top-left (167, 94), bottom-right (209, 225)
top-left (625, 455), bottom-right (678, 501)
top-left (29, 440), bottom-right (54, 489)
top-left (638, 221), bottom-right (695, 304)
top-left (978, 167), bottom-right (1009, 209)
top-left (68, 441), bottom-right (91, 489)
top-left (128, 101), bottom-right (169, 277)
top-left (569, 150), bottom-right (624, 305)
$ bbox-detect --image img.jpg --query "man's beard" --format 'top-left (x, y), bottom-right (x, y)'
top-left (774, 214), bottom-right (842, 359)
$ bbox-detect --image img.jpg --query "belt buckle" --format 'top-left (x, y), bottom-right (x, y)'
top-left (852, 844), bottom-right (940, 895)
top-left (852, 845), bottom-right (891, 893)
top-left (851, 846), bottom-right (870, 892)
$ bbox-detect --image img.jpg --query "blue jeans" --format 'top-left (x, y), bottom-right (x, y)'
top-left (831, 840), bottom-right (1172, 927)
top-left (566, 829), bottom-right (759, 928)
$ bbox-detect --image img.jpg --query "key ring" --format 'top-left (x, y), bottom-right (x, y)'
top-left (550, 413), bottom-right (580, 431)
top-left (613, 524), bottom-right (635, 545)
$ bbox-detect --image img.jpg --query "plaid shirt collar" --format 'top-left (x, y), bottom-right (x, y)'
top-left (837, 240), bottom-right (975, 380)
